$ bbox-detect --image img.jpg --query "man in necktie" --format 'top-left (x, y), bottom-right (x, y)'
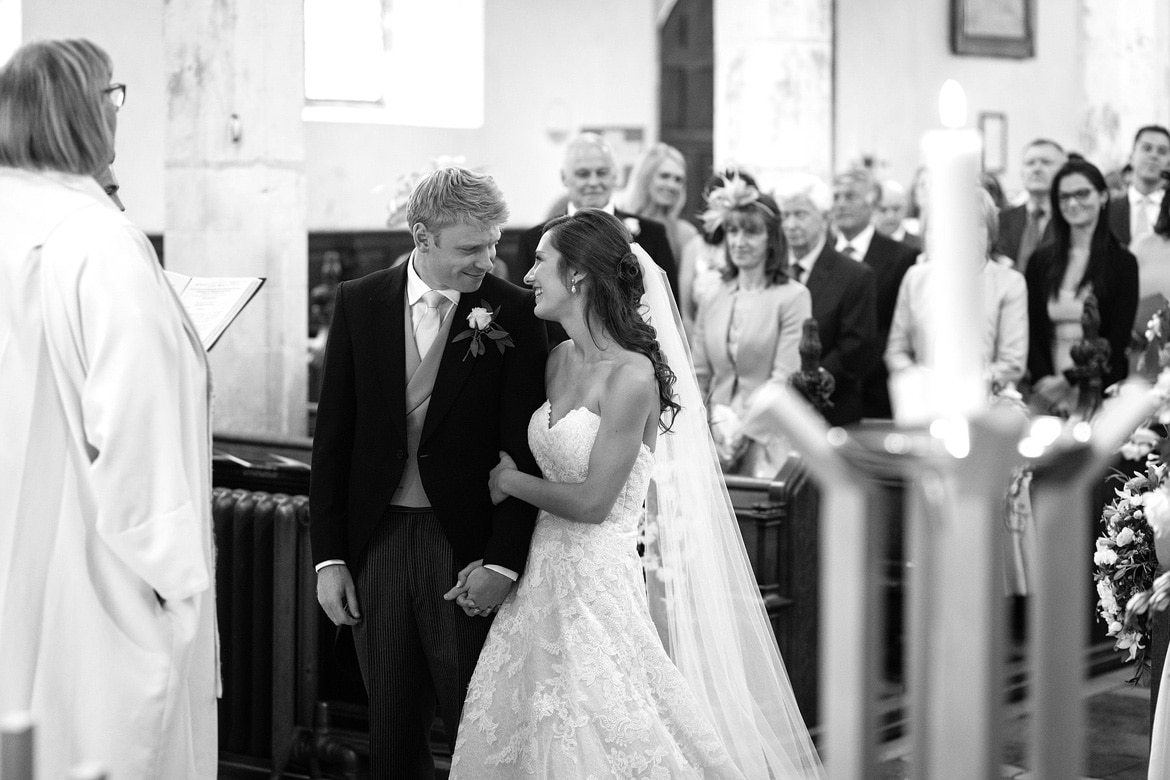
top-left (995, 138), bottom-right (1066, 271)
top-left (1108, 125), bottom-right (1170, 247)
top-left (830, 169), bottom-right (916, 419)
top-left (780, 173), bottom-right (877, 426)
top-left (310, 167), bottom-right (549, 777)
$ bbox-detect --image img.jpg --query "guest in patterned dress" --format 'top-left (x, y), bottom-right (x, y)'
top-left (690, 178), bottom-right (812, 477)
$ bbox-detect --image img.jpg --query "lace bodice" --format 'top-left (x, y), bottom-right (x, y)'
top-left (529, 401), bottom-right (655, 532)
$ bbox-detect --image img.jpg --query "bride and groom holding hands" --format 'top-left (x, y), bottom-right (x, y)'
top-left (310, 166), bottom-right (823, 778)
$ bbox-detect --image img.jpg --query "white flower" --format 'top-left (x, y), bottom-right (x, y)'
top-left (1116, 526), bottom-right (1136, 546)
top-left (1116, 630), bottom-right (1144, 661)
top-left (623, 217), bottom-right (641, 237)
top-left (1108, 620), bottom-right (1123, 636)
top-left (1147, 486), bottom-right (1170, 538)
top-left (1094, 548), bottom-right (1119, 567)
top-left (467, 306), bottom-right (492, 330)
top-left (1098, 580), bottom-right (1119, 612)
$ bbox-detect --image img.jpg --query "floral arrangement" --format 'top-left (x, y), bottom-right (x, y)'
top-left (384, 155), bottom-right (468, 228)
top-left (1094, 306), bottom-right (1170, 677)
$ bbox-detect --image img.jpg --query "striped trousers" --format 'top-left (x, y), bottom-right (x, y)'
top-left (352, 508), bottom-right (492, 779)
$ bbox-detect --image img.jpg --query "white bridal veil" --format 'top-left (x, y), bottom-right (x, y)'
top-left (633, 244), bottom-right (825, 779)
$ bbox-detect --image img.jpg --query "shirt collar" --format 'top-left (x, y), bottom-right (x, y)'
top-left (406, 251), bottom-right (461, 307)
top-left (835, 224), bottom-right (875, 259)
top-left (1130, 185), bottom-right (1165, 206)
top-left (789, 233), bottom-right (828, 278)
top-left (566, 199), bottom-right (616, 216)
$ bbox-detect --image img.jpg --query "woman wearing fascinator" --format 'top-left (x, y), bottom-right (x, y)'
top-left (447, 208), bottom-right (823, 778)
top-left (690, 175), bottom-right (812, 477)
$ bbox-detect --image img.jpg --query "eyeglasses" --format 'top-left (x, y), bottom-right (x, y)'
top-left (1057, 188), bottom-right (1096, 205)
top-left (103, 83), bottom-right (126, 110)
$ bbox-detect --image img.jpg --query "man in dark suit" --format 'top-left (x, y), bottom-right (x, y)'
top-left (831, 170), bottom-right (917, 419)
top-left (995, 138), bottom-right (1065, 271)
top-left (310, 167), bottom-right (548, 777)
top-left (514, 133), bottom-right (677, 298)
top-left (1107, 124), bottom-right (1170, 247)
top-left (780, 174), bottom-right (878, 427)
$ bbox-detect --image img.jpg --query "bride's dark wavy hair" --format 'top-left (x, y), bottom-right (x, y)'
top-left (542, 209), bottom-right (680, 430)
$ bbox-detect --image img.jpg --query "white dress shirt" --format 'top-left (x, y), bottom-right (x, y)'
top-left (1129, 185), bottom-right (1165, 242)
top-left (788, 233), bottom-right (828, 285)
top-left (835, 223), bottom-right (875, 261)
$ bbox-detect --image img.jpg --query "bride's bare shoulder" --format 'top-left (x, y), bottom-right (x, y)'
top-left (602, 351), bottom-right (656, 400)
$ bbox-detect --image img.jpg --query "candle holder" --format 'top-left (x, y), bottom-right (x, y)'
top-left (764, 382), bottom-right (1156, 779)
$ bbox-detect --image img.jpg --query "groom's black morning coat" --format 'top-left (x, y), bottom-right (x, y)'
top-left (309, 263), bottom-right (549, 576)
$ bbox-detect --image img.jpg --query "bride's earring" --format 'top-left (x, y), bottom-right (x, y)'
top-left (570, 278), bottom-right (578, 294)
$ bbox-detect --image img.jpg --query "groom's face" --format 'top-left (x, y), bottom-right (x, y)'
top-left (414, 221), bottom-right (501, 293)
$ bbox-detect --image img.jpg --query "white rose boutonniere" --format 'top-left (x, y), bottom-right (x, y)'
top-left (623, 217), bottom-right (641, 237)
top-left (452, 304), bottom-right (514, 360)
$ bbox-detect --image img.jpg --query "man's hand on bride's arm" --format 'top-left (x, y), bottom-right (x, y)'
top-left (489, 450), bottom-right (519, 505)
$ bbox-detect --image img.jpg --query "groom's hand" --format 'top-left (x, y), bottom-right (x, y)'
top-left (317, 564), bottom-right (361, 626)
top-left (465, 566), bottom-right (513, 612)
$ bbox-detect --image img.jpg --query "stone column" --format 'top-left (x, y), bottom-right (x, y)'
top-left (164, 0), bottom-right (307, 436)
top-left (1079, 0), bottom-right (1170, 170)
top-left (713, 0), bottom-right (834, 189)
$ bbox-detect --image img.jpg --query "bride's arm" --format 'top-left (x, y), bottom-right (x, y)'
top-left (494, 363), bottom-right (657, 525)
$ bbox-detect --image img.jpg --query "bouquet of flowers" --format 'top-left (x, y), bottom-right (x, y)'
top-left (1094, 306), bottom-right (1170, 677)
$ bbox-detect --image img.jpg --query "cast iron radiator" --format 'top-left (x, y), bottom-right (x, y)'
top-left (212, 487), bottom-right (360, 778)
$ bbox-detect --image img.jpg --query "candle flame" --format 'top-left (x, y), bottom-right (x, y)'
top-left (938, 80), bottom-right (967, 129)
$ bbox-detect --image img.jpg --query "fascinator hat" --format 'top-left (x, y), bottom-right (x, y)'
top-left (699, 174), bottom-right (776, 236)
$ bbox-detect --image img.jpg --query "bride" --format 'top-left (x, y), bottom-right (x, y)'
top-left (447, 208), bottom-right (824, 778)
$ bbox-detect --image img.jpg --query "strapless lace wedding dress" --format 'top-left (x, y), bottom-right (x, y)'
top-left (449, 401), bottom-right (742, 779)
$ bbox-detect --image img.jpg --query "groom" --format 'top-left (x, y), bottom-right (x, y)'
top-left (310, 167), bottom-right (548, 777)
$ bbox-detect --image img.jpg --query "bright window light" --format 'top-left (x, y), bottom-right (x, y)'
top-left (0, 0), bottom-right (21, 67)
top-left (303, 0), bottom-right (484, 129)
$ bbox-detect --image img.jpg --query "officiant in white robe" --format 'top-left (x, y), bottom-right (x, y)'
top-left (0, 166), bottom-right (218, 778)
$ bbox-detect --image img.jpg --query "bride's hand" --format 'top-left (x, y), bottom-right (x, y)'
top-left (489, 451), bottom-right (518, 505)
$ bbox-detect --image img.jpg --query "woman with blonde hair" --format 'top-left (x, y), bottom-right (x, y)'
top-left (622, 142), bottom-right (699, 259)
top-left (0, 39), bottom-right (217, 779)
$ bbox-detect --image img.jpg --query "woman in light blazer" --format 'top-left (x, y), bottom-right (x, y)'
top-left (692, 180), bottom-right (811, 477)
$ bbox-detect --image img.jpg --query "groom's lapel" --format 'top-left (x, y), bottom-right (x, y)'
top-left (374, 265), bottom-right (408, 440)
top-left (421, 292), bottom-right (479, 444)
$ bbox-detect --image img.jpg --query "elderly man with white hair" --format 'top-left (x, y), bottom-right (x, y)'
top-left (780, 173), bottom-right (878, 426)
top-left (514, 133), bottom-right (678, 306)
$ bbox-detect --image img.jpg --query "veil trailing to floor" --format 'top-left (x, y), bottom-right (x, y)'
top-left (633, 244), bottom-right (825, 779)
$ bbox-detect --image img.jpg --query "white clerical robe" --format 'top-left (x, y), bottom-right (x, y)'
top-left (0, 168), bottom-right (218, 779)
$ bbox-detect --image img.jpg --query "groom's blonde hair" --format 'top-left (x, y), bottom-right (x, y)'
top-left (407, 166), bottom-right (509, 243)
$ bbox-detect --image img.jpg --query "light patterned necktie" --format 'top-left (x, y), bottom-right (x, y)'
top-left (1135, 196), bottom-right (1153, 242)
top-left (415, 289), bottom-right (447, 356)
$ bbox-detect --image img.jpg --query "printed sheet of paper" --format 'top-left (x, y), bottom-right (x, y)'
top-left (165, 271), bottom-right (265, 350)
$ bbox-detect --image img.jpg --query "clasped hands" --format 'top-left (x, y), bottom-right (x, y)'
top-left (443, 559), bottom-right (513, 617)
top-left (444, 451), bottom-right (521, 617)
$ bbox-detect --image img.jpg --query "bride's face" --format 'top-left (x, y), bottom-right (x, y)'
top-left (525, 233), bottom-right (576, 322)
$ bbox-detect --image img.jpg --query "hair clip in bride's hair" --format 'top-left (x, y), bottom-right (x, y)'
top-left (699, 175), bottom-right (773, 235)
